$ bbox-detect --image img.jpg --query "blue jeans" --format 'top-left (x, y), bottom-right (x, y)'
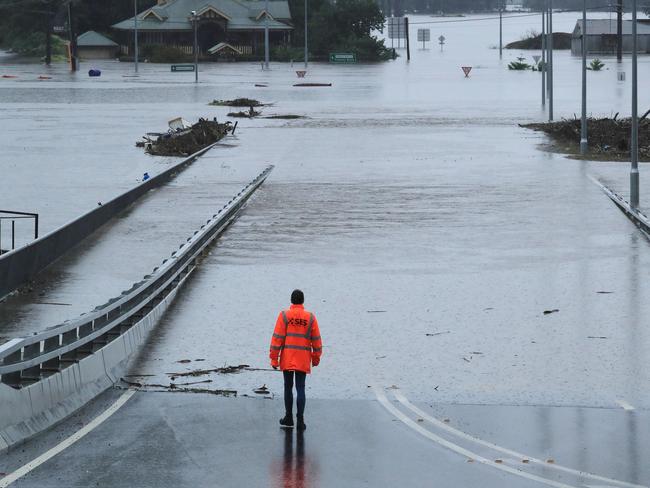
top-left (283, 370), bottom-right (306, 418)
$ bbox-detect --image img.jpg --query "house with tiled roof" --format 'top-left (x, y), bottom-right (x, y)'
top-left (113, 0), bottom-right (293, 57)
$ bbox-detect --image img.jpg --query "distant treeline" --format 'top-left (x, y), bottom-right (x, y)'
top-left (381, 0), bottom-right (647, 16)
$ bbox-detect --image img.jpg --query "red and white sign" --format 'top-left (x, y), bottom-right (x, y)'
top-left (461, 66), bottom-right (472, 77)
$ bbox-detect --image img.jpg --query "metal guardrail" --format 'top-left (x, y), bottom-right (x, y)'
top-left (595, 179), bottom-right (650, 236)
top-left (0, 166), bottom-right (273, 388)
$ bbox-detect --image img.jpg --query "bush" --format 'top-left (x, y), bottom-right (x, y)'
top-left (587, 58), bottom-right (605, 71)
top-left (508, 56), bottom-right (532, 70)
top-left (141, 45), bottom-right (192, 63)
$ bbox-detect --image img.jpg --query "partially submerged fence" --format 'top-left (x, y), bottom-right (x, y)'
top-left (0, 166), bottom-right (273, 450)
top-left (0, 143), bottom-right (221, 300)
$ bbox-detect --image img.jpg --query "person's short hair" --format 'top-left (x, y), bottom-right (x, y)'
top-left (291, 289), bottom-right (304, 305)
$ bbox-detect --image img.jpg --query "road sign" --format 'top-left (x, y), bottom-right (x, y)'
top-left (618, 71), bottom-right (626, 81)
top-left (417, 29), bottom-right (430, 42)
top-left (438, 35), bottom-right (446, 44)
top-left (171, 64), bottom-right (195, 72)
top-left (296, 70), bottom-right (307, 77)
top-left (387, 17), bottom-right (407, 39)
top-left (533, 55), bottom-right (541, 64)
top-left (461, 66), bottom-right (472, 77)
top-left (329, 53), bottom-right (357, 63)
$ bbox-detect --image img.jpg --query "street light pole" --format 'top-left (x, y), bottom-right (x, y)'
top-left (191, 12), bottom-right (198, 83)
top-left (134, 0), bottom-right (139, 74)
top-left (630, 0), bottom-right (639, 208)
top-left (499, 0), bottom-right (503, 59)
top-left (264, 0), bottom-right (270, 69)
top-left (548, 0), bottom-right (554, 122)
top-left (541, 7), bottom-right (546, 107)
top-left (304, 0), bottom-right (308, 68)
top-left (580, 0), bottom-right (587, 155)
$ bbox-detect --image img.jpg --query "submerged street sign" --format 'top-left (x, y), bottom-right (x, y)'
top-left (329, 53), bottom-right (357, 64)
top-left (171, 64), bottom-right (195, 72)
top-left (387, 17), bottom-right (407, 39)
top-left (417, 28), bottom-right (430, 49)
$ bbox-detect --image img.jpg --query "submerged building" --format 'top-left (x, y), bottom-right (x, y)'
top-left (112, 0), bottom-right (293, 57)
top-left (571, 19), bottom-right (650, 55)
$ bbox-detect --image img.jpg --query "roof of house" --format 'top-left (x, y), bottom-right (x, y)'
top-left (573, 19), bottom-right (650, 37)
top-left (77, 31), bottom-right (118, 47)
top-left (112, 0), bottom-right (292, 31)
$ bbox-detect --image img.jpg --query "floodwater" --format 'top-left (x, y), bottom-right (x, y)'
top-left (1, 12), bottom-right (650, 408)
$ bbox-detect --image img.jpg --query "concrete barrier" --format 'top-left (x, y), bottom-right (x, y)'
top-left (0, 142), bottom-right (222, 301)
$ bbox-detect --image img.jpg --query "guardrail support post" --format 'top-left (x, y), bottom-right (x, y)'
top-left (22, 343), bottom-right (42, 382)
top-left (1, 350), bottom-right (22, 386)
top-left (42, 336), bottom-right (62, 375)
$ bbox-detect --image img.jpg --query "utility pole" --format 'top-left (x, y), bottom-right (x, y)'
top-left (192, 12), bottom-right (198, 83)
top-left (67, 1), bottom-right (77, 72)
top-left (548, 0), bottom-right (554, 122)
top-left (617, 0), bottom-right (623, 63)
top-left (499, 0), bottom-right (503, 59)
top-left (134, 0), bottom-right (139, 73)
top-left (264, 0), bottom-right (270, 69)
top-left (630, 0), bottom-right (639, 208)
top-left (580, 0), bottom-right (587, 155)
top-left (304, 0), bottom-right (308, 68)
top-left (405, 16), bottom-right (410, 61)
top-left (541, 7), bottom-right (546, 107)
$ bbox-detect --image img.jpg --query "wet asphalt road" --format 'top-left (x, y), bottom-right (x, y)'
top-left (1, 12), bottom-right (649, 487)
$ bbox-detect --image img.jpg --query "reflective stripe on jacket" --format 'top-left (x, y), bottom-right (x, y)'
top-left (269, 304), bottom-right (322, 374)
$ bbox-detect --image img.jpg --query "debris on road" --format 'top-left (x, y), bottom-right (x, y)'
top-left (176, 359), bottom-right (192, 364)
top-left (293, 83), bottom-right (332, 87)
top-left (264, 114), bottom-right (306, 119)
top-left (227, 108), bottom-right (261, 118)
top-left (587, 336), bottom-right (608, 339)
top-left (166, 364), bottom-right (250, 379)
top-left (120, 378), bottom-right (236, 396)
top-left (596, 291), bottom-right (614, 294)
top-left (426, 331), bottom-right (450, 337)
top-left (254, 384), bottom-right (269, 394)
top-left (367, 310), bottom-right (387, 313)
top-left (522, 115), bottom-right (650, 161)
top-left (543, 309), bottom-right (559, 315)
top-left (139, 118), bottom-right (234, 156)
top-left (210, 98), bottom-right (265, 107)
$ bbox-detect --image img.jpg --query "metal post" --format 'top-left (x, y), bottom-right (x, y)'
top-left (193, 14), bottom-right (198, 83)
top-left (264, 0), bottom-right (270, 69)
top-left (630, 0), bottom-right (639, 208)
top-left (134, 0), bottom-right (139, 73)
top-left (580, 0), bottom-right (588, 155)
top-left (548, 0), bottom-right (554, 122)
top-left (304, 0), bottom-right (308, 68)
top-left (617, 0), bottom-right (623, 63)
top-left (11, 221), bottom-right (14, 250)
top-left (34, 214), bottom-right (38, 239)
top-left (499, 1), bottom-right (503, 58)
top-left (67, 2), bottom-right (77, 72)
top-left (541, 7), bottom-right (546, 107)
top-left (405, 16), bottom-right (410, 61)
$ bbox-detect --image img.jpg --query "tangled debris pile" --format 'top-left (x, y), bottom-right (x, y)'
top-left (140, 118), bottom-right (234, 156)
top-left (228, 108), bottom-right (261, 118)
top-left (522, 113), bottom-right (650, 160)
top-left (210, 98), bottom-right (265, 107)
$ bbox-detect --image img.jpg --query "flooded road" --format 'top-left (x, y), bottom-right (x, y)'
top-left (1, 12), bottom-right (649, 408)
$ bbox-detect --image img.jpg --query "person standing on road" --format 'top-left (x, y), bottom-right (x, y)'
top-left (269, 289), bottom-right (322, 430)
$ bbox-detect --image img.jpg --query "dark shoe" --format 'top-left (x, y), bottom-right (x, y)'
top-left (279, 414), bottom-right (294, 428)
top-left (297, 416), bottom-right (306, 431)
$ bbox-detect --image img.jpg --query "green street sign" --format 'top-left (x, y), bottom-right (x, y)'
top-left (329, 53), bottom-right (356, 64)
top-left (171, 64), bottom-right (196, 72)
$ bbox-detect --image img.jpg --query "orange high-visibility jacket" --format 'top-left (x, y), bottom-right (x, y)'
top-left (269, 304), bottom-right (322, 374)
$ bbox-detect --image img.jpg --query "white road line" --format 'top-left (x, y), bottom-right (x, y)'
top-left (616, 400), bottom-right (636, 412)
top-left (393, 391), bottom-right (647, 488)
top-left (0, 389), bottom-right (136, 488)
top-left (372, 386), bottom-right (578, 488)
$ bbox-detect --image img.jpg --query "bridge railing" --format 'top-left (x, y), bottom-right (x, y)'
top-left (0, 166), bottom-right (273, 388)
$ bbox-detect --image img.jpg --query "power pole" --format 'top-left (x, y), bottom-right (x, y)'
top-left (304, 0), bottom-right (308, 68)
top-left (134, 0), bottom-right (139, 73)
top-left (67, 1), bottom-right (77, 72)
top-left (264, 0), bottom-right (269, 69)
top-left (630, 0), bottom-right (639, 208)
top-left (616, 0), bottom-right (623, 63)
top-left (499, 0), bottom-right (503, 59)
top-left (541, 7), bottom-right (546, 107)
top-left (193, 13), bottom-right (198, 83)
top-left (548, 0), bottom-right (553, 122)
top-left (580, 0), bottom-right (587, 155)
top-left (405, 16), bottom-right (410, 61)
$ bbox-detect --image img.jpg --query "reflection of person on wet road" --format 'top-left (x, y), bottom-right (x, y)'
top-left (270, 289), bottom-right (323, 430)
